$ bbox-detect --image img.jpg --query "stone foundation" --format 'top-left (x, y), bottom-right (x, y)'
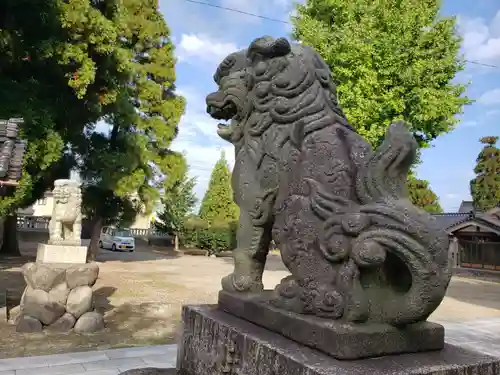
top-left (15, 262), bottom-right (104, 333)
top-left (169, 305), bottom-right (499, 375)
top-left (36, 243), bottom-right (87, 264)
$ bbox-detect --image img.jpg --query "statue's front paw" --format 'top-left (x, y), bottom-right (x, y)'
top-left (221, 273), bottom-right (264, 293)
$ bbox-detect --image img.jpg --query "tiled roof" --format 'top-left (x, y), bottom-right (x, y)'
top-left (458, 200), bottom-right (475, 213)
top-left (431, 213), bottom-right (471, 231)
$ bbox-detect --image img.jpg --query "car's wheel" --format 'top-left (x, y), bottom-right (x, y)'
top-left (99, 241), bottom-right (103, 249)
top-left (112, 243), bottom-right (116, 251)
top-left (129, 249), bottom-right (133, 252)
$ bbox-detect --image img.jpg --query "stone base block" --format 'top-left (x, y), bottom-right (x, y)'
top-left (16, 262), bottom-right (103, 333)
top-left (218, 290), bottom-right (444, 360)
top-left (172, 305), bottom-right (500, 375)
top-left (36, 243), bottom-right (87, 264)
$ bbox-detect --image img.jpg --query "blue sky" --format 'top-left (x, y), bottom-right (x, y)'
top-left (162, 0), bottom-right (500, 212)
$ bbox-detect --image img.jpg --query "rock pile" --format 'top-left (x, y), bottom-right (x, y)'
top-left (15, 262), bottom-right (104, 333)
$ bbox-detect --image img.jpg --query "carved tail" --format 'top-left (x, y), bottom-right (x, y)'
top-left (354, 122), bottom-right (451, 325)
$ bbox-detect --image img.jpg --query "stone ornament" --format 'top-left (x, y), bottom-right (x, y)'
top-left (49, 179), bottom-right (82, 246)
top-left (206, 36), bottom-right (451, 326)
top-left (0, 118), bottom-right (27, 182)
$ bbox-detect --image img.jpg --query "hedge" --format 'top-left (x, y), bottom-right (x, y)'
top-left (181, 216), bottom-right (237, 255)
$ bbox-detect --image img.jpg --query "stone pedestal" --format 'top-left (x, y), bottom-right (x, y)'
top-left (36, 243), bottom-right (87, 264)
top-left (15, 262), bottom-right (104, 333)
top-left (218, 291), bottom-right (444, 359)
top-left (170, 305), bottom-right (499, 375)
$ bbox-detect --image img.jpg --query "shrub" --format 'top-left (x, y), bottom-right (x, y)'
top-left (180, 216), bottom-right (237, 255)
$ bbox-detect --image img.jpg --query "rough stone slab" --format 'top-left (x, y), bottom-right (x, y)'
top-left (36, 243), bottom-right (87, 264)
top-left (176, 304), bottom-right (500, 375)
top-left (218, 290), bottom-right (444, 360)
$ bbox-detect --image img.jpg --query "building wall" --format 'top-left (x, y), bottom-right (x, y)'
top-left (18, 195), bottom-right (154, 230)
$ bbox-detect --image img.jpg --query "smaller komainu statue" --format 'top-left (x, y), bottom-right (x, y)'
top-left (48, 179), bottom-right (82, 246)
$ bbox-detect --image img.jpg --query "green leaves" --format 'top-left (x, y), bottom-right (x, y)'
top-left (155, 159), bottom-right (197, 236)
top-left (470, 136), bottom-right (500, 212)
top-left (293, 0), bottom-right (471, 149)
top-left (199, 151), bottom-right (239, 224)
top-left (406, 176), bottom-right (443, 213)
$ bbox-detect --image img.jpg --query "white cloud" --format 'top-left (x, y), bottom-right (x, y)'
top-left (460, 120), bottom-right (479, 128)
top-left (478, 88), bottom-right (500, 105)
top-left (176, 34), bottom-right (241, 67)
top-left (457, 11), bottom-right (500, 64)
top-left (172, 86), bottom-right (236, 202)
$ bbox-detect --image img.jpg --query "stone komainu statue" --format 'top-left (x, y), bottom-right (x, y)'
top-left (49, 179), bottom-right (82, 246)
top-left (206, 36), bottom-right (451, 325)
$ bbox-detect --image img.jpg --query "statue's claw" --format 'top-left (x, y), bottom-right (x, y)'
top-left (221, 273), bottom-right (264, 293)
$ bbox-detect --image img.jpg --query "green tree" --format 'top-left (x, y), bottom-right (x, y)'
top-left (0, 0), bottom-right (184, 257)
top-left (292, 0), bottom-right (471, 149)
top-left (155, 159), bottom-right (197, 250)
top-left (470, 136), bottom-right (500, 212)
top-left (407, 176), bottom-right (443, 213)
top-left (76, 0), bottom-right (185, 259)
top-left (0, 0), bottom-right (130, 255)
top-left (199, 151), bottom-right (239, 224)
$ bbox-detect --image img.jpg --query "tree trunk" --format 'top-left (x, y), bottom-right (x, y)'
top-left (174, 233), bottom-right (179, 251)
top-left (0, 215), bottom-right (21, 256)
top-left (86, 216), bottom-right (102, 262)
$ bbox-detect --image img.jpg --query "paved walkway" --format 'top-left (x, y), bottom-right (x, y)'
top-left (0, 345), bottom-right (177, 375)
top-left (0, 318), bottom-right (499, 374)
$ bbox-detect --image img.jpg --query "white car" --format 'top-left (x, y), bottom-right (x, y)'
top-left (99, 226), bottom-right (135, 252)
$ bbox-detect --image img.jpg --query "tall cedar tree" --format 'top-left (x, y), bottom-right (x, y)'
top-left (0, 0), bottom-right (132, 254)
top-left (292, 0), bottom-right (470, 202)
top-left (155, 158), bottom-right (197, 250)
top-left (77, 0), bottom-right (186, 260)
top-left (407, 176), bottom-right (443, 213)
top-left (0, 0), bottom-right (185, 257)
top-left (470, 136), bottom-right (500, 212)
top-left (199, 151), bottom-right (239, 224)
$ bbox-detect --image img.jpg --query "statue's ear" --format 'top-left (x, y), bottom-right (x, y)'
top-left (247, 36), bottom-right (291, 63)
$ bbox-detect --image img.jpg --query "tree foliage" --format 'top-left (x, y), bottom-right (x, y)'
top-left (0, 0), bottom-right (185, 257)
top-left (154, 158), bottom-right (197, 249)
top-left (199, 151), bottom-right (239, 224)
top-left (470, 136), bottom-right (500, 212)
top-left (292, 0), bottom-right (471, 149)
top-left (407, 176), bottom-right (443, 213)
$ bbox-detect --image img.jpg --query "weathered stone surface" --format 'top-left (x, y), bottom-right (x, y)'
top-left (48, 282), bottom-right (70, 306)
top-left (36, 243), bottom-right (87, 264)
top-left (66, 263), bottom-right (99, 289)
top-left (74, 311), bottom-right (104, 333)
top-left (22, 262), bottom-right (66, 291)
top-left (177, 305), bottom-right (500, 375)
top-left (46, 312), bottom-right (76, 332)
top-left (219, 290), bottom-right (444, 359)
top-left (48, 179), bottom-right (82, 246)
top-left (8, 304), bottom-right (21, 325)
top-left (206, 36), bottom-right (450, 329)
top-left (66, 286), bottom-right (93, 318)
top-left (120, 369), bottom-right (175, 375)
top-left (22, 287), bottom-right (65, 325)
top-left (16, 315), bottom-right (43, 333)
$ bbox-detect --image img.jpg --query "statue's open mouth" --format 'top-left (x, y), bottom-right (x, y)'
top-left (207, 98), bottom-right (239, 134)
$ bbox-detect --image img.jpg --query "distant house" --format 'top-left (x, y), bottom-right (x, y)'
top-left (432, 201), bottom-right (500, 271)
top-left (17, 191), bottom-right (155, 231)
